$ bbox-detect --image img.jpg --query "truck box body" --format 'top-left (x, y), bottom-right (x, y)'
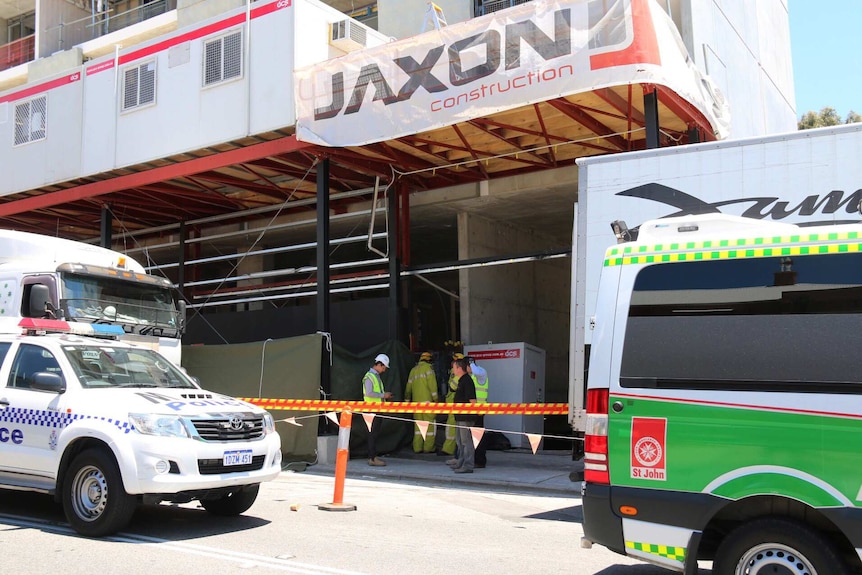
top-left (570, 123), bottom-right (862, 429)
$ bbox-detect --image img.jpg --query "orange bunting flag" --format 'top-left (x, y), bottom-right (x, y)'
top-left (362, 413), bottom-right (376, 432)
top-left (470, 427), bottom-right (485, 449)
top-left (527, 433), bottom-right (542, 454)
top-left (283, 417), bottom-right (303, 427)
top-left (416, 420), bottom-right (430, 439)
top-left (325, 412), bottom-right (340, 426)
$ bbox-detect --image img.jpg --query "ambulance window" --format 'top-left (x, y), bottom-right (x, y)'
top-left (620, 252), bottom-right (862, 391)
top-left (9, 345), bottom-right (62, 390)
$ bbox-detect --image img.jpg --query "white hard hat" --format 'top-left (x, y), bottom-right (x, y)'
top-left (374, 353), bottom-right (390, 368)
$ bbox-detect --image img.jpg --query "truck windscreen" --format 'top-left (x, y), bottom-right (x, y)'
top-left (60, 272), bottom-right (178, 333)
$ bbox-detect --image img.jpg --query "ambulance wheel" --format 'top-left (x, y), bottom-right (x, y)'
top-left (63, 448), bottom-right (137, 536)
top-left (201, 484), bottom-right (259, 516)
top-left (713, 517), bottom-right (849, 575)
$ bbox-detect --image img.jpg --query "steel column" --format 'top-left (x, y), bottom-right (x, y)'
top-left (644, 88), bottom-right (660, 149)
top-left (388, 180), bottom-right (401, 342)
top-left (316, 158), bottom-right (331, 396)
top-left (100, 205), bottom-right (112, 248)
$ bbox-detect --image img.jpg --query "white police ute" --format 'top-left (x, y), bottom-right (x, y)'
top-left (0, 318), bottom-right (282, 536)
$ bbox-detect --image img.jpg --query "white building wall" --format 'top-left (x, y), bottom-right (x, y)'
top-left (0, 71), bottom-right (84, 192)
top-left (0, 0), bottom-right (390, 198)
top-left (683, 0), bottom-right (795, 138)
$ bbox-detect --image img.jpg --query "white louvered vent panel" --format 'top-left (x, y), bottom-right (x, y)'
top-left (13, 95), bottom-right (46, 146)
top-left (223, 31), bottom-right (242, 81)
top-left (123, 67), bottom-right (140, 110)
top-left (203, 30), bottom-right (242, 87)
top-left (122, 62), bottom-right (156, 111)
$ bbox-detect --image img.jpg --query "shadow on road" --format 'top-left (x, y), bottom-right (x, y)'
top-left (525, 504), bottom-right (582, 523)
top-left (0, 489), bottom-right (270, 540)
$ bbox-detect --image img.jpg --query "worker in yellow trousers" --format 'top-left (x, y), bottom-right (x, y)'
top-left (440, 352), bottom-right (463, 456)
top-left (405, 351), bottom-right (438, 453)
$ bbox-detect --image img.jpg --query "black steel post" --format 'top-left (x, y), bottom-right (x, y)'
top-left (387, 181), bottom-right (401, 342)
top-left (644, 89), bottom-right (660, 149)
top-left (316, 158), bottom-right (331, 398)
top-left (100, 205), bottom-right (112, 248)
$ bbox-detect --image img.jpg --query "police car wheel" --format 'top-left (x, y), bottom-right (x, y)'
top-left (63, 448), bottom-right (137, 537)
top-left (713, 517), bottom-right (849, 575)
top-left (200, 484), bottom-right (259, 516)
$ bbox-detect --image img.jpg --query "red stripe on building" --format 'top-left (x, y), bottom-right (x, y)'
top-left (0, 72), bottom-right (81, 104)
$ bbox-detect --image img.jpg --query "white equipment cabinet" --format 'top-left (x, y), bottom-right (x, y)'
top-left (464, 342), bottom-right (546, 449)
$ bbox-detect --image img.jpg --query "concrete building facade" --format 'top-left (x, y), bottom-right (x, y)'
top-left (0, 0), bottom-right (796, 430)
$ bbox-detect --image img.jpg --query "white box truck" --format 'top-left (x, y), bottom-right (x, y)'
top-left (0, 230), bottom-right (185, 365)
top-left (572, 123), bottom-right (862, 573)
top-left (570, 123), bottom-right (862, 432)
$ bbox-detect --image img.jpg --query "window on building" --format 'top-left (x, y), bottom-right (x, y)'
top-left (122, 60), bottom-right (157, 111)
top-left (620, 253), bottom-right (862, 391)
top-left (203, 30), bottom-right (243, 87)
top-left (14, 95), bottom-right (47, 146)
top-left (7, 11), bottom-right (36, 43)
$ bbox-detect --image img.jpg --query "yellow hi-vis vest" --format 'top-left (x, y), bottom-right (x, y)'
top-left (470, 364), bottom-right (489, 404)
top-left (363, 369), bottom-right (385, 402)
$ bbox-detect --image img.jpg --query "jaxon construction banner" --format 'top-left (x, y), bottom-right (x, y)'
top-left (294, 0), bottom-right (729, 147)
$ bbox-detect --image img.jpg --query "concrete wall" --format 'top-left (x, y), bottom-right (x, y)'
top-left (377, 0), bottom-right (472, 40)
top-left (177, 0), bottom-right (244, 28)
top-left (457, 212), bottom-right (570, 402)
top-left (683, 0), bottom-right (796, 137)
top-left (37, 0), bottom-right (90, 58)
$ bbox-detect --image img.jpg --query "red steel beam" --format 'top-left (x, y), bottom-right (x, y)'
top-left (0, 136), bottom-right (313, 217)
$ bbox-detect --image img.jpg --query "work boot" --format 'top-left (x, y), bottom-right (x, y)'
top-left (368, 457), bottom-right (386, 467)
top-left (446, 458), bottom-right (458, 466)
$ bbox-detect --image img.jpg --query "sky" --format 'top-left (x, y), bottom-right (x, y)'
top-left (789, 0), bottom-right (861, 119)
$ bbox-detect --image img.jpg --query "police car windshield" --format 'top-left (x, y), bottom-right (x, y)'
top-left (61, 345), bottom-right (196, 389)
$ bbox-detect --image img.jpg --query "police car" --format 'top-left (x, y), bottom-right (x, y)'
top-left (0, 318), bottom-right (282, 536)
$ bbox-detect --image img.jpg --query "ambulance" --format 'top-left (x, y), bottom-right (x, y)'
top-left (581, 213), bottom-right (862, 574)
top-left (0, 318), bottom-right (282, 536)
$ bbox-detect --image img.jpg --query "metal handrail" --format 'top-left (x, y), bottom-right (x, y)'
top-left (0, 35), bottom-right (35, 72)
top-left (475, 0), bottom-right (533, 17)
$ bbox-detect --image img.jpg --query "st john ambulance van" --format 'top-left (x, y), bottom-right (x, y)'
top-left (581, 214), bottom-right (862, 575)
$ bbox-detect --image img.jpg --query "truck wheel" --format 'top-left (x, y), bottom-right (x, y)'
top-left (713, 517), bottom-right (849, 575)
top-left (201, 484), bottom-right (260, 516)
top-left (62, 448), bottom-right (137, 537)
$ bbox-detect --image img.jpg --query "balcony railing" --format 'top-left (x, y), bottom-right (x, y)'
top-left (476, 0), bottom-right (533, 17)
top-left (96, 0), bottom-right (175, 36)
top-left (0, 35), bottom-right (36, 73)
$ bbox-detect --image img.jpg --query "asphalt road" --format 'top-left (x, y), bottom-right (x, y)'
top-left (0, 471), bottom-right (709, 575)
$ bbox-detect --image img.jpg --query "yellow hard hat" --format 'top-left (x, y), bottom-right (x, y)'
top-left (420, 351), bottom-right (432, 361)
top-left (453, 353), bottom-right (464, 360)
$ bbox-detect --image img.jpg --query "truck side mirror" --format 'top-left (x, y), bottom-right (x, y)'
top-left (28, 284), bottom-right (51, 318)
top-left (177, 299), bottom-right (187, 335)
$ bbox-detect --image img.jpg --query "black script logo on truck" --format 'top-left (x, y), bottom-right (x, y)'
top-left (313, 9), bottom-right (572, 120)
top-left (618, 182), bottom-right (862, 225)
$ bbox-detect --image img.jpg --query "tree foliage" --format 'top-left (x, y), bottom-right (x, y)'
top-left (798, 106), bottom-right (862, 129)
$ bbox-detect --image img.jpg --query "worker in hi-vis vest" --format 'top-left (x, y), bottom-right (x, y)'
top-left (441, 353), bottom-right (463, 456)
top-left (468, 356), bottom-right (489, 468)
top-left (404, 351), bottom-right (438, 453)
top-left (363, 353), bottom-right (392, 466)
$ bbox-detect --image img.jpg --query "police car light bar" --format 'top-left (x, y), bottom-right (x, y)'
top-left (18, 318), bottom-right (125, 338)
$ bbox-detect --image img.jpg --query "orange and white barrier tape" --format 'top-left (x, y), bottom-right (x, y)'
top-left (238, 398), bottom-right (568, 415)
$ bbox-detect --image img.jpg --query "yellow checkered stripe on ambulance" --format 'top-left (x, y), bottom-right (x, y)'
top-left (625, 540), bottom-right (686, 562)
top-left (604, 230), bottom-right (862, 267)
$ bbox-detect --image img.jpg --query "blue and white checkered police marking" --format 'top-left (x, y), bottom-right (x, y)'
top-left (0, 407), bottom-right (134, 433)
